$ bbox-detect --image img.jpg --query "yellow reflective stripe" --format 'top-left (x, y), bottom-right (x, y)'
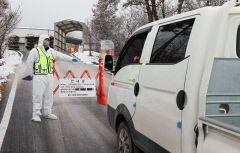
top-left (34, 46), bottom-right (49, 74)
top-left (34, 46), bottom-right (54, 74)
top-left (36, 47), bottom-right (44, 55)
top-left (47, 49), bottom-right (54, 73)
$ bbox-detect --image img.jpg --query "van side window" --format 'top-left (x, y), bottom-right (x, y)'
top-left (115, 32), bottom-right (148, 73)
top-left (150, 19), bottom-right (195, 64)
top-left (237, 25), bottom-right (240, 57)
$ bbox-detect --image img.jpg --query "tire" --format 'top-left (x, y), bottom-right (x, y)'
top-left (117, 121), bottom-right (134, 153)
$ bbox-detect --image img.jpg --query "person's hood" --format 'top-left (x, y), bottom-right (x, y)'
top-left (38, 34), bottom-right (50, 46)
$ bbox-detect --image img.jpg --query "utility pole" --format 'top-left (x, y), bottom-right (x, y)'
top-left (86, 26), bottom-right (92, 56)
top-left (89, 34), bottom-right (92, 56)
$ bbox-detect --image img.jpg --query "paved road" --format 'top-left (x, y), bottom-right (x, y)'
top-left (0, 51), bottom-right (117, 153)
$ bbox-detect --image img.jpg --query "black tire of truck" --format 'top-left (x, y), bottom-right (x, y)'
top-left (117, 121), bottom-right (134, 153)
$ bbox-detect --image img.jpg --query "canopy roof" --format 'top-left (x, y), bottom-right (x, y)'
top-left (55, 20), bottom-right (84, 33)
top-left (54, 19), bottom-right (88, 52)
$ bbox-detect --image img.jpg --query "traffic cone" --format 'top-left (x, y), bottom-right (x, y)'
top-left (69, 43), bottom-right (72, 53)
top-left (97, 59), bottom-right (107, 105)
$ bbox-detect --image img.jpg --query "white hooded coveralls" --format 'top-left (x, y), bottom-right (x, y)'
top-left (27, 35), bottom-right (72, 116)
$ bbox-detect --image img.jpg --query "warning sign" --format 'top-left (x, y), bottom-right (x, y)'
top-left (59, 78), bottom-right (96, 97)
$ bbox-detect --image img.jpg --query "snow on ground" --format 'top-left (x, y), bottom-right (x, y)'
top-left (74, 51), bottom-right (100, 65)
top-left (0, 50), bottom-right (22, 100)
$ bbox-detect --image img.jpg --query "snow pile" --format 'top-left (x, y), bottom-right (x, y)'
top-left (0, 50), bottom-right (22, 99)
top-left (74, 51), bottom-right (100, 65)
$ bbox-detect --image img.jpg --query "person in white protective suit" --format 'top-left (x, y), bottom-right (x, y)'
top-left (26, 34), bottom-right (78, 122)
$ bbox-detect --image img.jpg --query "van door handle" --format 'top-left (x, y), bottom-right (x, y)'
top-left (134, 82), bottom-right (140, 96)
top-left (176, 90), bottom-right (186, 110)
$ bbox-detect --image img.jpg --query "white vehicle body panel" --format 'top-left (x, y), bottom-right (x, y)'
top-left (107, 64), bottom-right (140, 116)
top-left (107, 1), bottom-right (240, 153)
top-left (134, 58), bottom-right (189, 153)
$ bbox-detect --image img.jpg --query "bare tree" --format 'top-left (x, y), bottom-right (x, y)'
top-left (151, 0), bottom-right (159, 20)
top-left (120, 6), bottom-right (148, 38)
top-left (178, 0), bottom-right (185, 13)
top-left (84, 21), bottom-right (93, 56)
top-left (159, 0), bottom-right (166, 18)
top-left (89, 0), bottom-right (231, 57)
top-left (108, 6), bottom-right (149, 56)
top-left (91, 0), bottom-right (119, 40)
top-left (0, 0), bottom-right (21, 59)
top-left (123, 0), bottom-right (159, 23)
top-left (144, 0), bottom-right (154, 22)
top-left (182, 0), bottom-right (228, 12)
top-left (90, 0), bottom-right (125, 55)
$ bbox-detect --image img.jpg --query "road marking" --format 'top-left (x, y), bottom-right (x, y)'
top-left (0, 66), bottom-right (19, 150)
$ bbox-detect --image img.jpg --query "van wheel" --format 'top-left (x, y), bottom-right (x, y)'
top-left (117, 121), bottom-right (133, 153)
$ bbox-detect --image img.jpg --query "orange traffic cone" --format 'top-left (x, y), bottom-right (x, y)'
top-left (97, 59), bottom-right (107, 105)
top-left (69, 43), bottom-right (72, 53)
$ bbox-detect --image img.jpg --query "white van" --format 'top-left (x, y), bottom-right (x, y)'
top-left (104, 1), bottom-right (240, 153)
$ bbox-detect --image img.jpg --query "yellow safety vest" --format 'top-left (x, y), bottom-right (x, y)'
top-left (34, 46), bottom-right (54, 75)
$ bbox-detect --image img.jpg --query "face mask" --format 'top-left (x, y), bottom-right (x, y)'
top-left (43, 41), bottom-right (50, 48)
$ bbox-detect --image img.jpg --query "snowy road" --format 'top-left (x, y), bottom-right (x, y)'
top-left (0, 51), bottom-right (117, 153)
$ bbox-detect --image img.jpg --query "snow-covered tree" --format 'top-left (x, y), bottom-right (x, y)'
top-left (91, 0), bottom-right (119, 40)
top-left (90, 0), bottom-right (229, 56)
top-left (90, 0), bottom-right (125, 55)
top-left (0, 0), bottom-right (21, 59)
top-left (123, 0), bottom-right (160, 22)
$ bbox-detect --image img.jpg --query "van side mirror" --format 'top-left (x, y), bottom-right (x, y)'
top-left (104, 55), bottom-right (113, 71)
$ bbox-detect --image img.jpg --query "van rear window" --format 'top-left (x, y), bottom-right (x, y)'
top-left (237, 26), bottom-right (240, 58)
